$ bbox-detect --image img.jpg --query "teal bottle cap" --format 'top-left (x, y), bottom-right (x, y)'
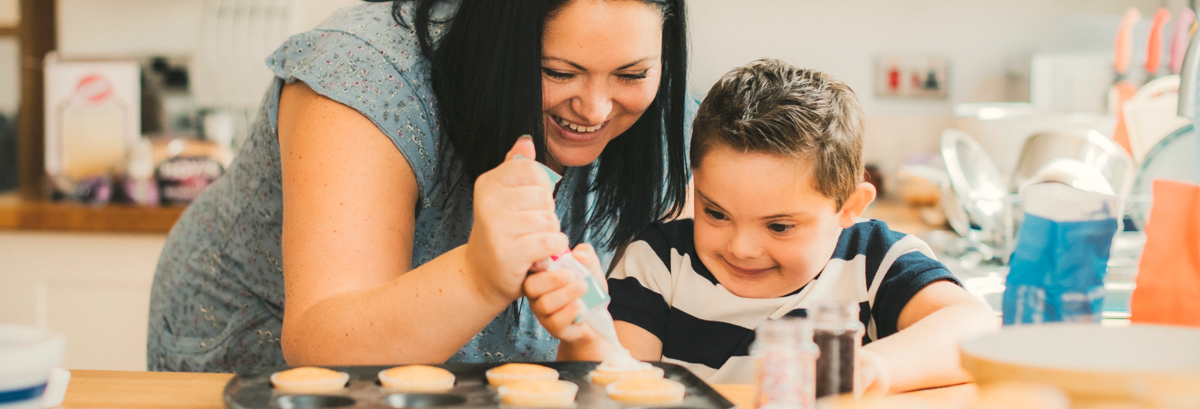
top-left (513, 154), bottom-right (562, 185)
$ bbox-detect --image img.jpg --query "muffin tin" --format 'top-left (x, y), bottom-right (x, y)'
top-left (223, 361), bottom-right (735, 409)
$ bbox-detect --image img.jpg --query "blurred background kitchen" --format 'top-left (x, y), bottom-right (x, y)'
top-left (0, 0), bottom-right (1194, 371)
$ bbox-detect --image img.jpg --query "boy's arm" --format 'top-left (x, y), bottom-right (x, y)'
top-left (615, 321), bottom-right (663, 361)
top-left (861, 280), bottom-right (999, 395)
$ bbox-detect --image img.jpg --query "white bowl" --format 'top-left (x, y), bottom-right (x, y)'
top-left (960, 323), bottom-right (1200, 407)
top-left (0, 324), bottom-right (66, 409)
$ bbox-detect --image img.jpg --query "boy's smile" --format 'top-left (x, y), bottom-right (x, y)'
top-left (692, 145), bottom-right (857, 299)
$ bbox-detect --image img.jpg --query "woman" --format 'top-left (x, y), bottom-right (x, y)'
top-left (147, 0), bottom-right (691, 373)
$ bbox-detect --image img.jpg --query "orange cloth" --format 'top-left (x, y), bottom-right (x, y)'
top-left (1129, 180), bottom-right (1200, 327)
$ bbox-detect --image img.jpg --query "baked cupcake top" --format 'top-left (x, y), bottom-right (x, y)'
top-left (489, 363), bottom-right (559, 377)
top-left (500, 379), bottom-right (577, 394)
top-left (272, 367), bottom-right (344, 382)
top-left (270, 367), bottom-right (350, 393)
top-left (380, 365), bottom-right (454, 381)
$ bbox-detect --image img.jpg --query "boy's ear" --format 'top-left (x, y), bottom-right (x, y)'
top-left (838, 182), bottom-right (877, 228)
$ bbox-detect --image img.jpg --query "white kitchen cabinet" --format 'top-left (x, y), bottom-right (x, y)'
top-left (0, 231), bottom-right (166, 371)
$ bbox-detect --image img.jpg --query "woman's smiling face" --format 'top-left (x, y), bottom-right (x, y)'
top-left (541, 0), bottom-right (663, 170)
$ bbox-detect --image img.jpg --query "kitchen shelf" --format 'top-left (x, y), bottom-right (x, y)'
top-left (0, 193), bottom-right (185, 234)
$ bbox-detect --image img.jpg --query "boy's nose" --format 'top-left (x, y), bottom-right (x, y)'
top-left (727, 229), bottom-right (762, 260)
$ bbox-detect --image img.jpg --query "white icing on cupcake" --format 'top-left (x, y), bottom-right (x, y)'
top-left (597, 348), bottom-right (653, 373)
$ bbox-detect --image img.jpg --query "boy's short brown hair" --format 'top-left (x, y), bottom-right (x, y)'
top-left (691, 58), bottom-right (866, 209)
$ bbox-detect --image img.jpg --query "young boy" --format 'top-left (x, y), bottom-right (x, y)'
top-left (525, 58), bottom-right (997, 393)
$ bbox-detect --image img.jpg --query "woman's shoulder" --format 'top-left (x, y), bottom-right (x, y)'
top-left (266, 1), bottom-right (454, 196)
top-left (271, 2), bottom-right (441, 77)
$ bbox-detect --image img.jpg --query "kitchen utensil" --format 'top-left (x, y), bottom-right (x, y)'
top-left (1110, 7), bottom-right (1142, 155)
top-left (941, 128), bottom-right (1008, 256)
top-left (1130, 123), bottom-right (1199, 230)
top-left (960, 323), bottom-right (1200, 407)
top-left (1123, 75), bottom-right (1190, 164)
top-left (1168, 8), bottom-right (1195, 75)
top-left (1177, 14), bottom-right (1200, 118)
top-left (951, 103), bottom-right (1114, 178)
top-left (1145, 8), bottom-right (1170, 79)
top-left (224, 362), bottom-right (735, 409)
top-left (1009, 129), bottom-right (1135, 195)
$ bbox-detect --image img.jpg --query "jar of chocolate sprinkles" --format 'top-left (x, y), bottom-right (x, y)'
top-left (813, 302), bottom-right (863, 399)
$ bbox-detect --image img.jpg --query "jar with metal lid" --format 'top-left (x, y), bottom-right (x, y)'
top-left (813, 302), bottom-right (865, 398)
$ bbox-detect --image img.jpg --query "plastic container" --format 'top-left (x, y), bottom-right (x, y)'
top-left (751, 317), bottom-right (818, 409)
top-left (0, 324), bottom-right (65, 409)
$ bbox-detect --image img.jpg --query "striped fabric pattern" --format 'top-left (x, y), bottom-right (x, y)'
top-left (607, 219), bottom-right (959, 384)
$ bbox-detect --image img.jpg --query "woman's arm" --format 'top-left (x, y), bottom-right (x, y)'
top-left (860, 281), bottom-right (999, 395)
top-left (278, 81), bottom-right (567, 365)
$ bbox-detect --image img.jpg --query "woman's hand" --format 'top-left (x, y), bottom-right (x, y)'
top-left (465, 136), bottom-right (570, 305)
top-left (525, 243), bottom-right (614, 360)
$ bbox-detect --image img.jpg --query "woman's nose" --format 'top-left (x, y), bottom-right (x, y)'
top-left (571, 80), bottom-right (613, 125)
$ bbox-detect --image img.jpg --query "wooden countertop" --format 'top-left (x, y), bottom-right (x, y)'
top-left (62, 370), bottom-right (975, 409)
top-left (0, 193), bottom-right (185, 233)
top-left (0, 193), bottom-right (939, 236)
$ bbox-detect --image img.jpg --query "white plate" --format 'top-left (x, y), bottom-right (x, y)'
top-left (960, 323), bottom-right (1200, 406)
top-left (1131, 123), bottom-right (1199, 229)
top-left (941, 128), bottom-right (1009, 251)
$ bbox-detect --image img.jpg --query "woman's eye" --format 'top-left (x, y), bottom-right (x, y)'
top-left (618, 70), bottom-right (649, 83)
top-left (768, 223), bottom-right (794, 234)
top-left (542, 68), bottom-right (575, 80)
top-left (704, 209), bottom-right (727, 221)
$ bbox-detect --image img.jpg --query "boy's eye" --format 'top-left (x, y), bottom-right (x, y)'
top-left (768, 223), bottom-right (794, 234)
top-left (542, 68), bottom-right (575, 81)
top-left (704, 209), bottom-right (727, 221)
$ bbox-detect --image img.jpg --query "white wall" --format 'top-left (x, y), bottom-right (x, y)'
top-left (0, 0), bottom-right (17, 118)
top-left (687, 0), bottom-right (1180, 174)
top-left (52, 0), bottom-right (1183, 173)
top-left (56, 0), bottom-right (360, 58)
top-left (0, 231), bottom-right (167, 371)
top-left (0, 0), bottom-right (15, 26)
top-left (0, 38), bottom-right (17, 117)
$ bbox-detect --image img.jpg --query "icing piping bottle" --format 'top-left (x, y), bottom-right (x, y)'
top-left (515, 149), bottom-right (624, 350)
top-left (545, 250), bottom-right (623, 349)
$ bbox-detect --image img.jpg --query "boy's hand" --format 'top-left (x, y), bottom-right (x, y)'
top-left (525, 244), bottom-right (608, 346)
top-left (857, 347), bottom-right (892, 397)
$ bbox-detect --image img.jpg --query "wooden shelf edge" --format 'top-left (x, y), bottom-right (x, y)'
top-left (0, 195), bottom-right (186, 234)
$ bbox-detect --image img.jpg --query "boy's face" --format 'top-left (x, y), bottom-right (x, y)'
top-left (693, 145), bottom-right (848, 299)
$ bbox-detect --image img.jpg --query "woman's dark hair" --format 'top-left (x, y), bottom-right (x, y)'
top-left (390, 0), bottom-right (690, 253)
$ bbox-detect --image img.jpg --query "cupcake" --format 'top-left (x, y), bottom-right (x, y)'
top-left (270, 367), bottom-right (350, 393)
top-left (588, 349), bottom-right (664, 385)
top-left (498, 379), bottom-right (578, 407)
top-left (485, 363), bottom-right (560, 386)
top-left (606, 378), bottom-right (686, 404)
top-left (378, 365), bottom-right (456, 392)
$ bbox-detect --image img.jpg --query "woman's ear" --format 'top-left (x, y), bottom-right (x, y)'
top-left (838, 182), bottom-right (877, 228)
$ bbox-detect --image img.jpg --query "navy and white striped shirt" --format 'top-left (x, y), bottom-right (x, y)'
top-left (607, 219), bottom-right (959, 384)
